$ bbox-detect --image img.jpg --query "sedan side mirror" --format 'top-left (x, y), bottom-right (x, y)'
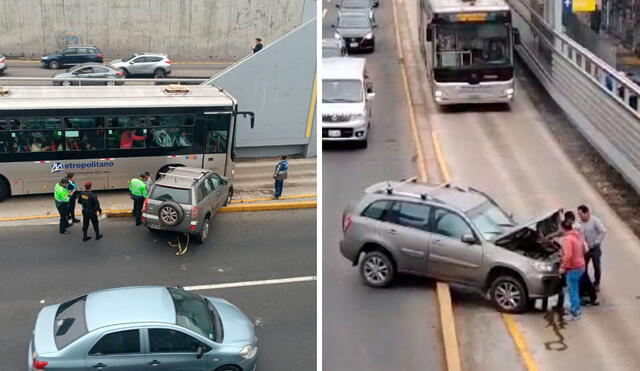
top-left (461, 234), bottom-right (477, 244)
top-left (513, 28), bottom-right (521, 45)
top-left (196, 345), bottom-right (205, 359)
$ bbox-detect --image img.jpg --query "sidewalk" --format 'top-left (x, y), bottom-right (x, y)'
top-left (0, 157), bottom-right (316, 222)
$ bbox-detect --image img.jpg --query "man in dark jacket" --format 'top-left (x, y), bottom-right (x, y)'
top-left (253, 38), bottom-right (264, 53)
top-left (78, 182), bottom-right (103, 242)
top-left (66, 172), bottom-right (81, 224)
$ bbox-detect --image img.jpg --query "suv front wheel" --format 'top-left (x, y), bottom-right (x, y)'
top-left (490, 275), bottom-right (528, 313)
top-left (359, 251), bottom-right (394, 288)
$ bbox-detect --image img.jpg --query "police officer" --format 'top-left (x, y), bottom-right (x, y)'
top-left (129, 173), bottom-right (149, 226)
top-left (66, 172), bottom-right (81, 224)
top-left (54, 178), bottom-right (71, 234)
top-left (79, 182), bottom-right (103, 242)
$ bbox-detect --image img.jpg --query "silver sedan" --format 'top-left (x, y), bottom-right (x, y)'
top-left (53, 63), bottom-right (125, 86)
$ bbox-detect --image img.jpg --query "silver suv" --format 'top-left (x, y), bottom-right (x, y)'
top-left (143, 167), bottom-right (233, 243)
top-left (109, 53), bottom-right (172, 77)
top-left (340, 178), bottom-right (563, 313)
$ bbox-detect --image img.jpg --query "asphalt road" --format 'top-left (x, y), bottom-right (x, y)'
top-left (0, 210), bottom-right (316, 371)
top-left (322, 2), bottom-right (444, 370)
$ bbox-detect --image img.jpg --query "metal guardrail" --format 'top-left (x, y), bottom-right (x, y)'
top-left (508, 0), bottom-right (640, 194)
top-left (0, 77), bottom-right (207, 86)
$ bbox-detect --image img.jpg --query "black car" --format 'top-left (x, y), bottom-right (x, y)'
top-left (41, 46), bottom-right (104, 70)
top-left (332, 11), bottom-right (376, 53)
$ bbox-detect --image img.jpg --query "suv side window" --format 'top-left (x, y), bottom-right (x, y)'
top-left (209, 174), bottom-right (222, 189)
top-left (149, 56), bottom-right (163, 62)
top-left (148, 329), bottom-right (206, 353)
top-left (395, 201), bottom-right (431, 231)
top-left (88, 329), bottom-right (140, 356)
top-left (133, 57), bottom-right (147, 63)
top-left (63, 48), bottom-right (76, 55)
top-left (361, 200), bottom-right (392, 220)
top-left (202, 178), bottom-right (214, 195)
top-left (197, 183), bottom-right (208, 202)
top-left (433, 208), bottom-right (473, 240)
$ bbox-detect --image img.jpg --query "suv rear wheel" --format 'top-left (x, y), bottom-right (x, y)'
top-left (359, 251), bottom-right (394, 288)
top-left (49, 60), bottom-right (60, 70)
top-left (490, 275), bottom-right (528, 313)
top-left (154, 68), bottom-right (166, 78)
top-left (158, 201), bottom-right (184, 227)
top-left (195, 216), bottom-right (211, 243)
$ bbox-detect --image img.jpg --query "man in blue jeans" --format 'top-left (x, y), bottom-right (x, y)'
top-left (273, 155), bottom-right (288, 199)
top-left (577, 205), bottom-right (606, 291)
top-left (559, 219), bottom-right (586, 321)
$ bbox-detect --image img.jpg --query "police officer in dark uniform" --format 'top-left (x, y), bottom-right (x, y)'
top-left (78, 182), bottom-right (103, 242)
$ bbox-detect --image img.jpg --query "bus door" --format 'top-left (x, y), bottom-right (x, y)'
top-left (202, 113), bottom-right (232, 174)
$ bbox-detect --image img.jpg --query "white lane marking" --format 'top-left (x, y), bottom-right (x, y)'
top-left (323, 8), bottom-right (328, 18)
top-left (184, 276), bottom-right (316, 291)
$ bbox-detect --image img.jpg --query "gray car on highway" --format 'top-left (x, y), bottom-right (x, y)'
top-left (52, 63), bottom-right (125, 86)
top-left (109, 53), bottom-right (172, 78)
top-left (340, 178), bottom-right (563, 313)
top-left (0, 53), bottom-right (6, 74)
top-left (143, 167), bottom-right (233, 243)
top-left (28, 286), bottom-right (257, 371)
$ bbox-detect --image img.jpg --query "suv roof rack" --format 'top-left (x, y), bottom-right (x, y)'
top-left (159, 167), bottom-right (208, 185)
top-left (372, 177), bottom-right (452, 203)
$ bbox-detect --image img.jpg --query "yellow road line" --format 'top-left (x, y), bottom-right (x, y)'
top-left (231, 193), bottom-right (317, 204)
top-left (431, 131), bottom-right (451, 182)
top-left (392, 1), bottom-right (460, 370)
top-left (503, 314), bottom-right (540, 371)
top-left (392, 0), bottom-right (428, 183)
top-left (305, 72), bottom-right (318, 138)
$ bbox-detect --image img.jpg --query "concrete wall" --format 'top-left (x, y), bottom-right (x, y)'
top-left (0, 0), bottom-right (304, 60)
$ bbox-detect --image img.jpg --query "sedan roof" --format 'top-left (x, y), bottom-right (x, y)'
top-left (85, 286), bottom-right (176, 331)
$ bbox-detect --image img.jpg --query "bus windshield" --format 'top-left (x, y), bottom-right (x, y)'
top-left (323, 79), bottom-right (363, 103)
top-left (434, 23), bottom-right (511, 68)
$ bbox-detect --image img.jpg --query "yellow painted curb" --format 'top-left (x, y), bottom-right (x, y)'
top-left (503, 314), bottom-right (540, 371)
top-left (231, 193), bottom-right (316, 204)
top-left (436, 282), bottom-right (462, 371)
top-left (219, 200), bottom-right (316, 212)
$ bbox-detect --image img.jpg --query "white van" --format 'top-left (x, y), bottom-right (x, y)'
top-left (322, 57), bottom-right (375, 148)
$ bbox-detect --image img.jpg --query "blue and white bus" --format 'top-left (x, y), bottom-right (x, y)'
top-left (0, 84), bottom-right (253, 200)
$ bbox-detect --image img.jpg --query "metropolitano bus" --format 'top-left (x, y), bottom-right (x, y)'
top-left (419, 0), bottom-right (520, 104)
top-left (0, 84), bottom-right (254, 200)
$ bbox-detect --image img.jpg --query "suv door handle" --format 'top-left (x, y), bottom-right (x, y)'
top-left (148, 360), bottom-right (161, 366)
top-left (92, 363), bottom-right (106, 369)
top-left (387, 228), bottom-right (397, 235)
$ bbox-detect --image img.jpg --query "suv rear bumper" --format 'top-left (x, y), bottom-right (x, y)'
top-left (143, 213), bottom-right (202, 234)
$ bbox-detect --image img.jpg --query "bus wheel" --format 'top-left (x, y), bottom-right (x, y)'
top-left (0, 177), bottom-right (10, 201)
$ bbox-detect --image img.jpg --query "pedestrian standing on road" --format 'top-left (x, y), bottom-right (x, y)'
top-left (577, 205), bottom-right (606, 291)
top-left (144, 171), bottom-right (154, 191)
top-left (559, 219), bottom-right (586, 321)
top-left (78, 182), bottom-right (103, 242)
top-left (129, 173), bottom-right (149, 226)
top-left (273, 155), bottom-right (288, 199)
top-left (253, 38), bottom-right (264, 53)
top-left (54, 178), bottom-right (71, 234)
top-left (563, 211), bottom-right (599, 306)
top-left (66, 172), bottom-right (81, 224)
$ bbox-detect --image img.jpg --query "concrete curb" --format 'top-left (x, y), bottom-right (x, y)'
top-left (104, 200), bottom-right (317, 217)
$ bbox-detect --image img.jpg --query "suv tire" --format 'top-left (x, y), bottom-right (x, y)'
top-left (359, 251), bottom-right (394, 288)
top-left (158, 201), bottom-right (184, 227)
top-left (490, 275), bottom-right (528, 313)
top-left (224, 188), bottom-right (233, 206)
top-left (49, 60), bottom-right (60, 70)
top-left (194, 216), bottom-right (211, 244)
top-left (154, 68), bottom-right (166, 78)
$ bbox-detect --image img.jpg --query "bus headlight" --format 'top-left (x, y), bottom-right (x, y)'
top-left (363, 33), bottom-right (373, 40)
top-left (434, 90), bottom-right (443, 98)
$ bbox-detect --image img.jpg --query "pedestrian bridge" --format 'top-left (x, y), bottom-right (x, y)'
top-left (509, 0), bottom-right (640, 194)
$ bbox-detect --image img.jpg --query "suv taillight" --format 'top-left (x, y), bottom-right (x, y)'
top-left (342, 213), bottom-right (353, 233)
top-left (0, 58), bottom-right (4, 63)
top-left (165, 58), bottom-right (172, 64)
top-left (191, 205), bottom-right (199, 219)
top-left (33, 359), bottom-right (48, 369)
top-left (142, 198), bottom-right (149, 212)
top-left (97, 53), bottom-right (104, 58)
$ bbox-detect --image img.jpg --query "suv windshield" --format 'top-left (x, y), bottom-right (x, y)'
top-left (122, 54), bottom-right (138, 62)
top-left (167, 288), bottom-right (217, 341)
top-left (323, 79), bottom-right (363, 103)
top-left (150, 185), bottom-right (192, 204)
top-left (466, 200), bottom-right (514, 241)
top-left (54, 295), bottom-right (88, 349)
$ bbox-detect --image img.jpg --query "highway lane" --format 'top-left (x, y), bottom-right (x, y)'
top-left (398, 0), bottom-right (640, 369)
top-left (0, 210), bottom-right (316, 370)
top-left (322, 1), bottom-right (444, 370)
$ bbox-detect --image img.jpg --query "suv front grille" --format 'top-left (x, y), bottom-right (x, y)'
top-left (322, 113), bottom-right (352, 122)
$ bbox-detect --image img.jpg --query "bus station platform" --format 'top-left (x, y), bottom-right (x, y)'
top-left (0, 157), bottom-right (316, 224)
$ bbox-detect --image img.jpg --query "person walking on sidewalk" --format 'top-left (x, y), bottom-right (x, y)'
top-left (273, 155), bottom-right (288, 199)
top-left (78, 182), bottom-right (103, 242)
top-left (66, 172), bottom-right (81, 224)
top-left (578, 205), bottom-right (607, 291)
top-left (559, 219), bottom-right (586, 321)
top-left (54, 178), bottom-right (71, 234)
top-left (129, 173), bottom-right (149, 226)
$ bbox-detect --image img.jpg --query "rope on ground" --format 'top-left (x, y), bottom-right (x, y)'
top-left (168, 233), bottom-right (190, 256)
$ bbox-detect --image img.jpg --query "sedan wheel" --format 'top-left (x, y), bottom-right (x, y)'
top-left (49, 60), bottom-right (59, 70)
top-left (62, 80), bottom-right (71, 87)
top-left (106, 79), bottom-right (116, 86)
top-left (359, 251), bottom-right (394, 288)
top-left (490, 275), bottom-right (528, 313)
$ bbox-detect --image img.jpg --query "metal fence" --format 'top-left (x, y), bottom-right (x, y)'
top-left (509, 0), bottom-right (640, 194)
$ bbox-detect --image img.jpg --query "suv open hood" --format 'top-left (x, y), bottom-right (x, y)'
top-left (494, 209), bottom-right (561, 246)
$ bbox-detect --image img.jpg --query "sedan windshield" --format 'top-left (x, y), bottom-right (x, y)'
top-left (323, 79), bottom-right (363, 103)
top-left (466, 201), bottom-right (515, 241)
top-left (168, 288), bottom-right (217, 341)
top-left (338, 15), bottom-right (370, 28)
